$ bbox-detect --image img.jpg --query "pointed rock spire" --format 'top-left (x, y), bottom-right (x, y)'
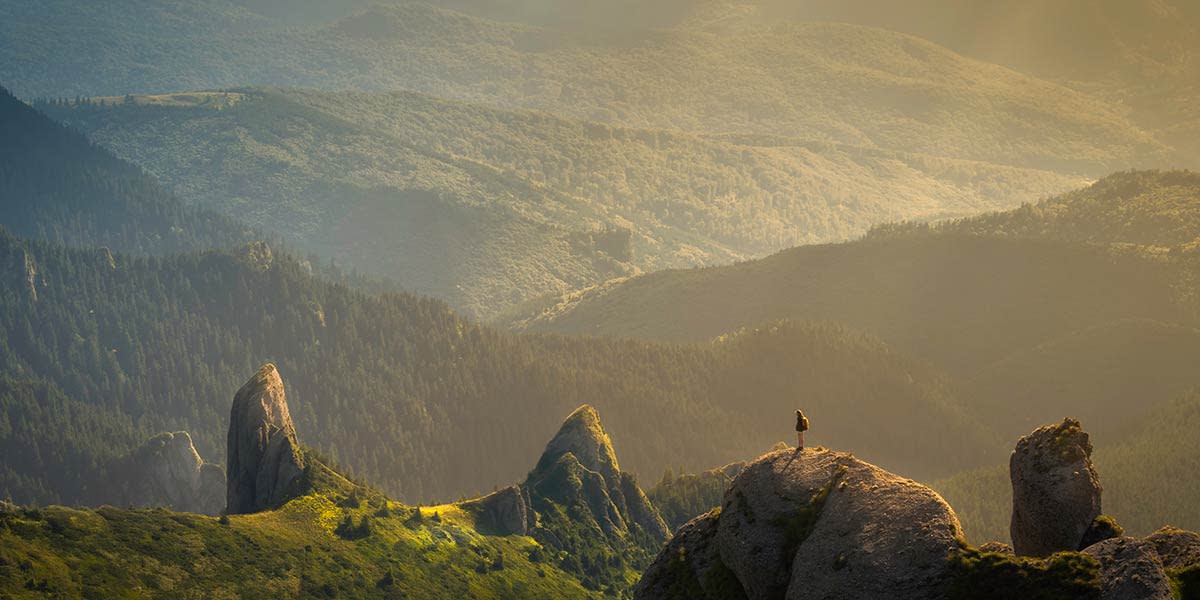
top-left (226, 364), bottom-right (305, 514)
top-left (533, 404), bottom-right (621, 482)
top-left (527, 404), bottom-right (669, 542)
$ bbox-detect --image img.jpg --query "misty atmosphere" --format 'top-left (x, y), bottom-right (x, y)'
top-left (1, 1), bottom-right (1199, 598)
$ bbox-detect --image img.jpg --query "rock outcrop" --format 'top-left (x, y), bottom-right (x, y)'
top-left (526, 405), bottom-right (669, 542)
top-left (1010, 418), bottom-right (1102, 557)
top-left (1144, 526), bottom-right (1200, 570)
top-left (1083, 537), bottom-right (1174, 600)
top-left (226, 364), bottom-right (306, 514)
top-left (114, 431), bottom-right (225, 515)
top-left (463, 485), bottom-right (529, 536)
top-left (638, 448), bottom-right (965, 600)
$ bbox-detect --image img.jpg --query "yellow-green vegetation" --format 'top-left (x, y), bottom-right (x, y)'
top-left (0, 492), bottom-right (600, 600)
top-left (35, 86), bottom-right (1082, 318)
top-left (945, 547), bottom-right (1101, 600)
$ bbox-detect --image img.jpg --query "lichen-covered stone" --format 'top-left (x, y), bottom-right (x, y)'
top-left (1011, 418), bottom-right (1102, 557)
top-left (1083, 537), bottom-right (1173, 600)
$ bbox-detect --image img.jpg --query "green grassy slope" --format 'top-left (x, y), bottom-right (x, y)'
top-left (0, 482), bottom-right (599, 599)
top-left (37, 88), bottom-right (1082, 318)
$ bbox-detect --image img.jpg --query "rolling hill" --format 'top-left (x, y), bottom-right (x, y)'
top-left (1, 2), bottom-right (1176, 175)
top-left (37, 88), bottom-right (1082, 317)
top-left (507, 171), bottom-right (1200, 456)
top-left (0, 84), bottom-right (998, 506)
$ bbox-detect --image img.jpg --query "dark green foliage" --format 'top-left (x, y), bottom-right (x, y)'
top-left (335, 513), bottom-right (372, 540)
top-left (1079, 515), bottom-right (1124, 549)
top-left (0, 86), bottom-right (254, 256)
top-left (945, 547), bottom-right (1102, 600)
top-left (649, 467), bottom-right (739, 530)
top-left (1172, 564), bottom-right (1200, 600)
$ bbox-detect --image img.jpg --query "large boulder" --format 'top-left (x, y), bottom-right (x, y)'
top-left (1082, 537), bottom-right (1173, 600)
top-left (226, 364), bottom-right (306, 514)
top-left (638, 448), bottom-right (964, 600)
top-left (1010, 418), bottom-right (1102, 557)
top-left (785, 456), bottom-right (966, 600)
top-left (115, 431), bottom-right (225, 515)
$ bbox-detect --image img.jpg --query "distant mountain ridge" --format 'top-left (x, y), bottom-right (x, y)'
top-left (1, 2), bottom-right (1177, 174)
top-left (36, 87), bottom-right (1084, 317)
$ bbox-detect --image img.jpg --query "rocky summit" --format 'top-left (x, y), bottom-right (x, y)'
top-left (225, 363), bottom-right (306, 514)
top-left (526, 405), bottom-right (670, 543)
top-left (1010, 418), bottom-right (1103, 557)
top-left (113, 431), bottom-right (225, 515)
top-left (636, 448), bottom-right (965, 600)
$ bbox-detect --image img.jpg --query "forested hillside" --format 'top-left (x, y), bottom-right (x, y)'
top-left (508, 172), bottom-right (1200, 490)
top-left (37, 88), bottom-right (1080, 317)
top-left (0, 86), bottom-right (254, 254)
top-left (0, 229), bottom-right (994, 506)
top-left (1, 2), bottom-right (1176, 175)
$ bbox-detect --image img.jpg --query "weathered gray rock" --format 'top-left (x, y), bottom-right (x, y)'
top-left (641, 448), bottom-right (964, 600)
top-left (785, 455), bottom-right (964, 600)
top-left (117, 431), bottom-right (225, 515)
top-left (635, 510), bottom-right (729, 600)
top-left (464, 485), bottom-right (528, 536)
top-left (1011, 418), bottom-right (1102, 557)
top-left (226, 364), bottom-right (305, 514)
top-left (1083, 537), bottom-right (1173, 600)
top-left (1144, 526), bottom-right (1200, 570)
top-left (716, 448), bottom-right (850, 600)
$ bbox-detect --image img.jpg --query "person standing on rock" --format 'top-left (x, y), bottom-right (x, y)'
top-left (795, 409), bottom-right (810, 450)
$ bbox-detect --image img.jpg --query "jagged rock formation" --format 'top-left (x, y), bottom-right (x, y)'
top-left (236, 241), bottom-right (274, 271)
top-left (637, 448), bottom-right (965, 600)
top-left (113, 431), bottom-right (225, 515)
top-left (226, 364), bottom-right (305, 514)
top-left (1083, 537), bottom-right (1174, 600)
top-left (1010, 418), bottom-right (1102, 557)
top-left (525, 405), bottom-right (670, 543)
top-left (463, 485), bottom-right (530, 536)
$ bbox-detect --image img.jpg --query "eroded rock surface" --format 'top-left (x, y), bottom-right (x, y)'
top-left (1010, 418), bottom-right (1102, 557)
top-left (226, 364), bottom-right (305, 514)
top-left (1083, 537), bottom-right (1173, 600)
top-left (638, 448), bottom-right (963, 600)
top-left (116, 431), bottom-right (225, 515)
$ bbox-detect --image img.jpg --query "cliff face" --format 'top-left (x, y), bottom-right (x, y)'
top-left (112, 431), bottom-right (225, 515)
top-left (225, 364), bottom-right (306, 514)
